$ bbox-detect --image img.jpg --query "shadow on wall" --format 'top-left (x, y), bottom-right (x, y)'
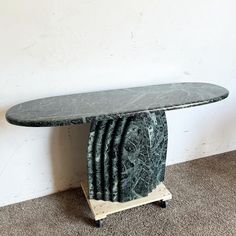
top-left (193, 103), bottom-right (236, 158)
top-left (0, 107), bottom-right (9, 128)
top-left (50, 123), bottom-right (90, 192)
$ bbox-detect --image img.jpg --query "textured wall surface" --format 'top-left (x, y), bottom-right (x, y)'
top-left (0, 0), bottom-right (236, 207)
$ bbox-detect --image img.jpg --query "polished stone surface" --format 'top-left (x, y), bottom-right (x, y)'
top-left (6, 83), bottom-right (229, 127)
top-left (87, 111), bottom-right (168, 202)
top-left (5, 82), bottom-right (229, 203)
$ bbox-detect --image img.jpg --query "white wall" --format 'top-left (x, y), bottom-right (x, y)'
top-left (0, 0), bottom-right (236, 207)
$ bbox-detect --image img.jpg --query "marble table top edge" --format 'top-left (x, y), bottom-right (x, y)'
top-left (6, 82), bottom-right (229, 127)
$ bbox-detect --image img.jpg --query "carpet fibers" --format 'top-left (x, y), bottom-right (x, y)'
top-left (0, 152), bottom-right (235, 236)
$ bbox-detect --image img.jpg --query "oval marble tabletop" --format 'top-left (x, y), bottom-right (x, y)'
top-left (6, 83), bottom-right (229, 127)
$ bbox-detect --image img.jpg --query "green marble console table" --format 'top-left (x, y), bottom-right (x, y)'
top-left (6, 83), bottom-right (228, 227)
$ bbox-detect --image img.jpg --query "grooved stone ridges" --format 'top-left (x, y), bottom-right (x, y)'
top-left (87, 111), bottom-right (168, 202)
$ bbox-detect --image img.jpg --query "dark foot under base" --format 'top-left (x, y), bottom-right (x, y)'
top-left (159, 200), bottom-right (168, 208)
top-left (95, 220), bottom-right (103, 228)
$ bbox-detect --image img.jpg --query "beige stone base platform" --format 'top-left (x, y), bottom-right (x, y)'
top-left (81, 182), bottom-right (172, 221)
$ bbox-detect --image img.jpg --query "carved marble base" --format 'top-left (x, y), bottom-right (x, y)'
top-left (87, 111), bottom-right (168, 202)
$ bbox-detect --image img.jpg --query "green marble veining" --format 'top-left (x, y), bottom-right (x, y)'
top-left (5, 83), bottom-right (229, 203)
top-left (6, 83), bottom-right (229, 127)
top-left (87, 111), bottom-right (168, 202)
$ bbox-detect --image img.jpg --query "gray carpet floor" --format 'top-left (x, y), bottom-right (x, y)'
top-left (0, 151), bottom-right (236, 236)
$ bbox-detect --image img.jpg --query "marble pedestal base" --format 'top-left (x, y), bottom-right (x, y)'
top-left (86, 111), bottom-right (168, 203)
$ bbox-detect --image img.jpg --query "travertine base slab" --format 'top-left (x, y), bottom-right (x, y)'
top-left (81, 181), bottom-right (172, 221)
